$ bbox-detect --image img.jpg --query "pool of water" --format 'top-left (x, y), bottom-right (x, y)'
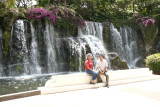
top-left (0, 72), bottom-right (74, 95)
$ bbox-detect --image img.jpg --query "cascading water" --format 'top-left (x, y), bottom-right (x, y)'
top-left (3, 19), bottom-right (141, 76)
top-left (78, 21), bottom-right (109, 68)
top-left (78, 21), bottom-right (103, 41)
top-left (5, 19), bottom-right (59, 76)
top-left (155, 35), bottom-right (160, 52)
top-left (0, 26), bottom-right (3, 76)
top-left (110, 24), bottom-right (140, 68)
top-left (109, 24), bottom-right (124, 57)
top-left (120, 26), bottom-right (140, 67)
top-left (44, 21), bottom-right (58, 73)
top-left (55, 21), bottom-right (109, 72)
top-left (54, 36), bottom-right (86, 72)
top-left (30, 23), bottom-right (42, 74)
top-left (9, 19), bottom-right (30, 75)
top-left (8, 19), bottom-right (46, 76)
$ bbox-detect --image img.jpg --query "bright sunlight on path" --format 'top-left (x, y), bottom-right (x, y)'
top-left (1, 79), bottom-right (160, 107)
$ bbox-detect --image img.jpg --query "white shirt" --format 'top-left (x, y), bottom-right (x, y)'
top-left (96, 59), bottom-right (108, 71)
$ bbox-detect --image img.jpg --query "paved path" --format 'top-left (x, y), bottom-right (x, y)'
top-left (1, 79), bottom-right (160, 107)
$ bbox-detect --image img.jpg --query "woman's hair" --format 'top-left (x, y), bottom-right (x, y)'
top-left (86, 53), bottom-right (93, 59)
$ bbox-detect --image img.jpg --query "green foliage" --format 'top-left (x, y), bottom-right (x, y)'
top-left (3, 32), bottom-right (10, 55)
top-left (0, 6), bottom-right (26, 56)
top-left (5, 0), bottom-right (17, 8)
top-left (0, 8), bottom-right (26, 31)
top-left (145, 53), bottom-right (160, 74)
top-left (1, 0), bottom-right (160, 28)
top-left (1, 0), bottom-right (160, 30)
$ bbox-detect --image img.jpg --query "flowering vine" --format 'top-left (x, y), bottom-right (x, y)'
top-left (26, 6), bottom-right (85, 28)
top-left (135, 16), bottom-right (156, 27)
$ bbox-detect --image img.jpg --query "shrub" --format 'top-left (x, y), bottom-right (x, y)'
top-left (145, 53), bottom-right (160, 74)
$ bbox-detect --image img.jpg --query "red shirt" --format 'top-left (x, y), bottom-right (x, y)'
top-left (85, 60), bottom-right (93, 70)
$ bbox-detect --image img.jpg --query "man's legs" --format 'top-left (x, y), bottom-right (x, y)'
top-left (97, 71), bottom-right (102, 83)
top-left (104, 71), bottom-right (109, 87)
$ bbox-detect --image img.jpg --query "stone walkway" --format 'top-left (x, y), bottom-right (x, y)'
top-left (1, 79), bottom-right (160, 107)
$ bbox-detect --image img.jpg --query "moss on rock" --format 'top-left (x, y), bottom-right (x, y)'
top-left (140, 25), bottom-right (158, 54)
top-left (109, 53), bottom-right (129, 70)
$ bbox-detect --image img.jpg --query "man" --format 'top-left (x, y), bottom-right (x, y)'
top-left (96, 54), bottom-right (109, 87)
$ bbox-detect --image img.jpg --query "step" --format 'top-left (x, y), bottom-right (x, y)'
top-left (44, 68), bottom-right (152, 88)
top-left (39, 68), bottom-right (160, 95)
top-left (39, 75), bottom-right (160, 95)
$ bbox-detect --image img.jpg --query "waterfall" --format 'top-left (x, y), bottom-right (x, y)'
top-left (8, 19), bottom-right (58, 75)
top-left (109, 24), bottom-right (124, 57)
top-left (44, 21), bottom-right (57, 73)
top-left (0, 26), bottom-right (3, 76)
top-left (55, 21), bottom-right (108, 72)
top-left (3, 19), bottom-right (140, 76)
top-left (78, 21), bottom-right (103, 41)
top-left (9, 19), bottom-right (30, 75)
top-left (30, 23), bottom-right (42, 74)
top-left (8, 19), bottom-right (43, 75)
top-left (78, 21), bottom-right (109, 69)
top-left (155, 34), bottom-right (160, 52)
top-left (2, 20), bottom-right (138, 76)
top-left (110, 24), bottom-right (140, 68)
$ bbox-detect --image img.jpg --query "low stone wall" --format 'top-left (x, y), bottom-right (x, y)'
top-left (0, 90), bottom-right (40, 102)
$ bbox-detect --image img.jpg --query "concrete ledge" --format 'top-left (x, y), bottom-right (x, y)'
top-left (0, 90), bottom-right (41, 102)
top-left (39, 75), bottom-right (160, 95)
top-left (44, 68), bottom-right (153, 88)
top-left (39, 68), bottom-right (160, 95)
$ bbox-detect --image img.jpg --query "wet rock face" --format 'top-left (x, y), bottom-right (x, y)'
top-left (103, 23), bottom-right (140, 68)
top-left (102, 22), bottom-right (111, 52)
top-left (140, 26), bottom-right (158, 54)
top-left (108, 53), bottom-right (129, 70)
top-left (8, 19), bottom-right (32, 76)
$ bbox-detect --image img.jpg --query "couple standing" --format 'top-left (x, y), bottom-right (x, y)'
top-left (85, 53), bottom-right (109, 87)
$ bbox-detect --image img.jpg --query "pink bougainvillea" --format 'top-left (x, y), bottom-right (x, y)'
top-left (26, 7), bottom-right (85, 28)
top-left (135, 16), bottom-right (156, 27)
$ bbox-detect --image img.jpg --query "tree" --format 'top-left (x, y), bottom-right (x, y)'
top-left (5, 0), bottom-right (16, 8)
top-left (16, 0), bottom-right (34, 8)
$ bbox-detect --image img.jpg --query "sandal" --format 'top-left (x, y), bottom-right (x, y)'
top-left (90, 82), bottom-right (95, 84)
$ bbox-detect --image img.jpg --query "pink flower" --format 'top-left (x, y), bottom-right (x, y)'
top-left (66, 14), bottom-right (69, 21)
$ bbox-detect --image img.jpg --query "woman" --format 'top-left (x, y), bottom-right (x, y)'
top-left (85, 53), bottom-right (98, 84)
